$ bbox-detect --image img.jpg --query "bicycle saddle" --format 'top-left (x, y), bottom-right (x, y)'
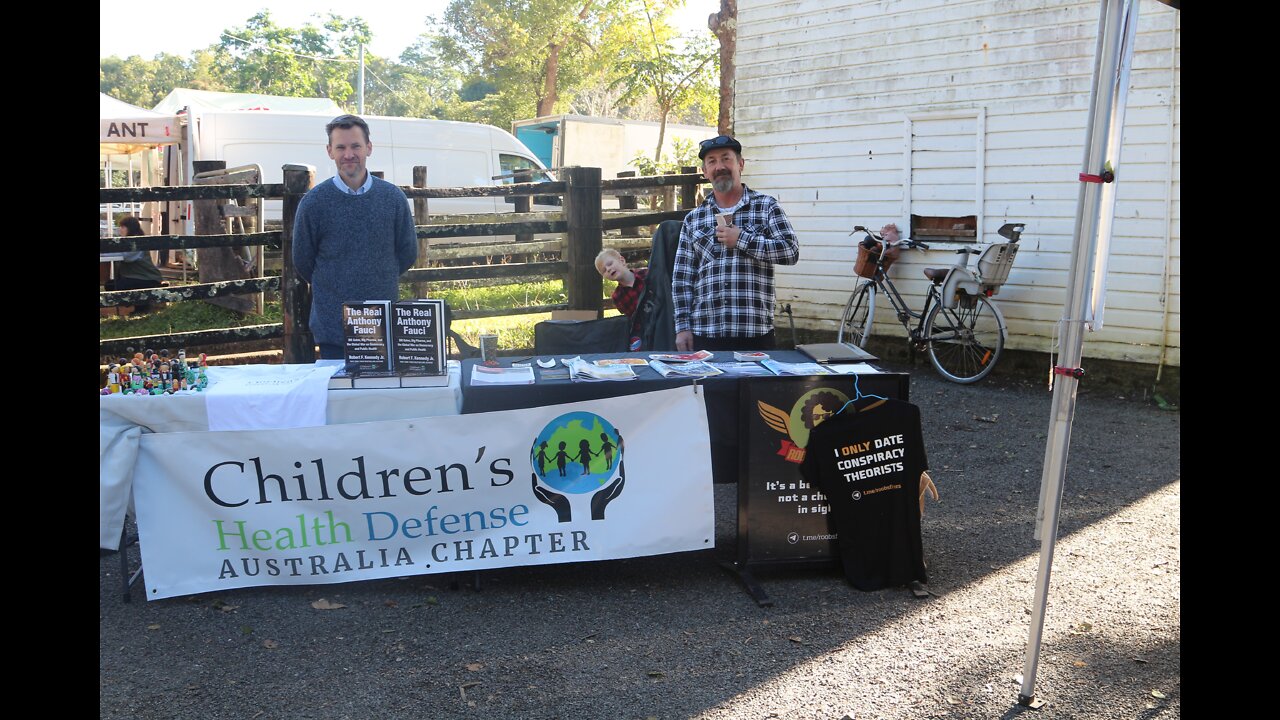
top-left (923, 268), bottom-right (949, 284)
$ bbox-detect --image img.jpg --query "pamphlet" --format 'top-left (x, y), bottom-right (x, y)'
top-left (538, 367), bottom-right (571, 381)
top-left (569, 359), bottom-right (637, 382)
top-left (648, 359), bottom-right (724, 378)
top-left (761, 359), bottom-right (834, 376)
top-left (470, 364), bottom-right (536, 385)
top-left (708, 361), bottom-right (774, 377)
top-left (825, 363), bottom-right (881, 375)
top-left (648, 350), bottom-right (714, 362)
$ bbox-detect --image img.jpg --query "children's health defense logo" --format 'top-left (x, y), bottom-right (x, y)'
top-left (529, 411), bottom-right (625, 522)
top-left (757, 388), bottom-right (850, 464)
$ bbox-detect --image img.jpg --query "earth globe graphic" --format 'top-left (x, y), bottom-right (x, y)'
top-left (530, 411), bottom-right (622, 494)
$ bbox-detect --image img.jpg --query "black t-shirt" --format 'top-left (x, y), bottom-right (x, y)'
top-left (800, 397), bottom-right (929, 591)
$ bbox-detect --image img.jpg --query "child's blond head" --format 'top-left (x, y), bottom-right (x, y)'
top-left (595, 247), bottom-right (624, 275)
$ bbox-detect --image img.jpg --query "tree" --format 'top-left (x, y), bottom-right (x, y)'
top-left (101, 52), bottom-right (226, 109)
top-left (213, 11), bottom-right (370, 103)
top-left (708, 0), bottom-right (736, 136)
top-left (434, 0), bottom-right (636, 129)
top-left (613, 0), bottom-right (718, 161)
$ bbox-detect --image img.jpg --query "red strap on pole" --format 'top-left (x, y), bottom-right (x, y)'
top-left (1079, 172), bottom-right (1114, 183)
top-left (1053, 366), bottom-right (1085, 379)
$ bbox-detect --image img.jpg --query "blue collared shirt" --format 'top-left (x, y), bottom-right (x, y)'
top-left (331, 173), bottom-right (374, 195)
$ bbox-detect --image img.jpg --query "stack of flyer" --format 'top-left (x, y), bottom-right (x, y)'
top-left (760, 359), bottom-right (834, 376)
top-left (330, 299), bottom-right (449, 389)
top-left (568, 358), bottom-right (637, 382)
top-left (648, 350), bottom-right (715, 362)
top-left (469, 364), bottom-right (536, 385)
top-left (648, 359), bottom-right (724, 378)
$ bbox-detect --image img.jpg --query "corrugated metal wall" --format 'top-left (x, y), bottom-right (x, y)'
top-left (735, 0), bottom-right (1180, 366)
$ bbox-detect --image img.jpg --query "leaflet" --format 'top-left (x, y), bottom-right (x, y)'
top-left (760, 359), bottom-right (834, 376)
top-left (648, 359), bottom-right (725, 378)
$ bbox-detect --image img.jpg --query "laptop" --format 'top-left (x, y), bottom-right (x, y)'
top-left (796, 342), bottom-right (878, 364)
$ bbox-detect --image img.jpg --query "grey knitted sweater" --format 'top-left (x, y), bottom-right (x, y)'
top-left (292, 177), bottom-right (418, 349)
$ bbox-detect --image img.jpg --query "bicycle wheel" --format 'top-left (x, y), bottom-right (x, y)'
top-left (924, 294), bottom-right (1005, 383)
top-left (837, 281), bottom-right (876, 348)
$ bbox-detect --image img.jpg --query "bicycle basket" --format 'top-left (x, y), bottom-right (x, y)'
top-left (854, 242), bottom-right (902, 279)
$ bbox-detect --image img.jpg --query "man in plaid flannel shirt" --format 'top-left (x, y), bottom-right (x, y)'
top-left (673, 135), bottom-right (799, 351)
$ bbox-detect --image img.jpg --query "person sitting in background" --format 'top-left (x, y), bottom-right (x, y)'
top-left (104, 215), bottom-right (163, 313)
top-left (595, 248), bottom-right (649, 350)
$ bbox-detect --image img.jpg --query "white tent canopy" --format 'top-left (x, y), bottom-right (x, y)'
top-left (153, 88), bottom-right (343, 115)
top-left (100, 92), bottom-right (180, 156)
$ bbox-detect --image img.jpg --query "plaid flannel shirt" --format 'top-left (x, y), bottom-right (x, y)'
top-left (672, 185), bottom-right (799, 337)
top-left (611, 266), bottom-right (648, 318)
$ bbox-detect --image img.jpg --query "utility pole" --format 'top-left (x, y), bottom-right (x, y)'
top-left (357, 43), bottom-right (366, 114)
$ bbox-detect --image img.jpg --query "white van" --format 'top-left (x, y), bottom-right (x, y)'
top-left (184, 111), bottom-right (553, 222)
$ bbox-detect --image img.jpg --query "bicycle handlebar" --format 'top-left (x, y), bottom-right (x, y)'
top-left (850, 225), bottom-right (928, 251)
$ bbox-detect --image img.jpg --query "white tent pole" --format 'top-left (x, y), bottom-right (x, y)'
top-left (1018, 0), bottom-right (1140, 707)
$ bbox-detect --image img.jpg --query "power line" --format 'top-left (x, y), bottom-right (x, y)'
top-left (221, 31), bottom-right (420, 113)
top-left (220, 31), bottom-right (359, 64)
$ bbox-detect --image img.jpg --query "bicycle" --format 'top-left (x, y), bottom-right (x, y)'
top-left (837, 222), bottom-right (1024, 383)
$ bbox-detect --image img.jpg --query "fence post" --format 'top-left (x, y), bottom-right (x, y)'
top-left (617, 170), bottom-right (640, 237)
top-left (562, 166), bottom-right (603, 315)
top-left (281, 164), bottom-right (316, 363)
top-left (680, 166), bottom-right (698, 210)
top-left (412, 166), bottom-right (430, 299)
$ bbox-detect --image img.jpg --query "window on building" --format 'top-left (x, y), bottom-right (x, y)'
top-left (904, 109), bottom-right (985, 242)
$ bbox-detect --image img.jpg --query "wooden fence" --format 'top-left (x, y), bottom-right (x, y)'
top-left (100, 166), bottom-right (706, 362)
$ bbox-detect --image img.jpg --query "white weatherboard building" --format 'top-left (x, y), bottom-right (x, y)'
top-left (735, 0), bottom-right (1179, 367)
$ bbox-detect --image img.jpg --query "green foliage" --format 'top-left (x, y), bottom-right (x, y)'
top-left (100, 279), bottom-right (621, 354)
top-left (432, 0), bottom-right (681, 129)
top-left (410, 279), bottom-right (565, 309)
top-left (100, 2), bottom-right (718, 132)
top-left (611, 1), bottom-right (718, 159)
top-left (100, 51), bottom-right (226, 108)
top-left (629, 136), bottom-right (698, 175)
top-left (214, 11), bottom-right (370, 103)
top-left (99, 299), bottom-right (282, 341)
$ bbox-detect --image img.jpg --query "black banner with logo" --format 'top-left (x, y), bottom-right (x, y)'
top-left (736, 373), bottom-right (908, 569)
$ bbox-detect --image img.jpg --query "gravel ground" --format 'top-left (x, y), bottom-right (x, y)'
top-left (100, 361), bottom-right (1180, 719)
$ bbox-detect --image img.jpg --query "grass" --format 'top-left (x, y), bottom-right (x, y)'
top-left (101, 278), bottom-right (620, 354)
top-left (100, 298), bottom-right (282, 340)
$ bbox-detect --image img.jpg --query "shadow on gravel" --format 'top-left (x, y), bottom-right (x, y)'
top-left (101, 361), bottom-right (1180, 720)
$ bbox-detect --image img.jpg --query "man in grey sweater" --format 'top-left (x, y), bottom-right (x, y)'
top-left (292, 114), bottom-right (418, 359)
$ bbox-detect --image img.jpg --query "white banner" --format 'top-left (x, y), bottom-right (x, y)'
top-left (133, 387), bottom-right (714, 599)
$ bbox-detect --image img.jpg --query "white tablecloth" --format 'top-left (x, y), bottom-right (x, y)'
top-left (99, 364), bottom-right (463, 549)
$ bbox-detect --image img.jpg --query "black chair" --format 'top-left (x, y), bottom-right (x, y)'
top-left (630, 219), bottom-right (681, 351)
top-left (533, 315), bottom-right (630, 355)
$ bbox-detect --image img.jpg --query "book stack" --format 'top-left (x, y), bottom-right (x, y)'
top-left (331, 299), bottom-right (450, 389)
top-left (392, 299), bottom-right (448, 387)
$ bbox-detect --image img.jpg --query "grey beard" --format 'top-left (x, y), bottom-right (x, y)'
top-left (712, 176), bottom-right (735, 193)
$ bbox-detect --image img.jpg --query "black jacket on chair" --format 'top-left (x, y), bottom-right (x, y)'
top-left (633, 220), bottom-right (681, 351)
